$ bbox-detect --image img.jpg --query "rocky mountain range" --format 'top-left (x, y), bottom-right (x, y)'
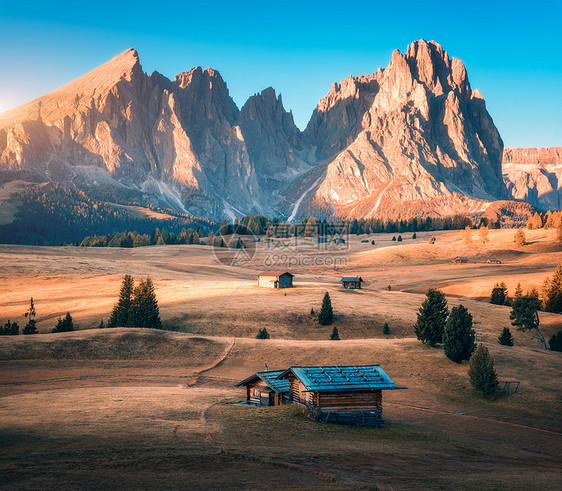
top-left (0, 40), bottom-right (557, 222)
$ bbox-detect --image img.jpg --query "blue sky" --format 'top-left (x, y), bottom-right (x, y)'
top-left (0, 0), bottom-right (560, 147)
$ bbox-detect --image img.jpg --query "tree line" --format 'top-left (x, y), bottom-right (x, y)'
top-left (80, 227), bottom-right (203, 248)
top-left (0, 182), bottom-right (213, 245)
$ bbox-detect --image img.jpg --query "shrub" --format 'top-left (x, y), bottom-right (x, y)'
top-left (412, 233), bottom-right (417, 239)
top-left (397, 235), bottom-right (403, 242)
top-left (392, 236), bottom-right (396, 241)
top-left (549, 330), bottom-right (562, 351)
top-left (383, 323), bottom-right (390, 335)
top-left (429, 235), bottom-right (436, 244)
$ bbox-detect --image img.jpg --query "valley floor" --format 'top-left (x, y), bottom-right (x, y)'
top-left (1, 229), bottom-right (561, 489)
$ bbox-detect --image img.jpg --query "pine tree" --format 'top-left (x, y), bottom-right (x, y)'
top-left (98, 319), bottom-right (106, 329)
top-left (443, 305), bottom-right (475, 363)
top-left (542, 263), bottom-right (562, 313)
top-left (318, 292), bottom-right (334, 325)
top-left (498, 327), bottom-right (514, 346)
top-left (392, 236), bottom-right (396, 241)
top-left (412, 233), bottom-right (417, 239)
top-left (514, 283), bottom-right (523, 299)
top-left (490, 282), bottom-right (508, 305)
top-left (108, 275), bottom-right (134, 327)
top-left (510, 295), bottom-right (547, 349)
top-left (429, 235), bottom-right (436, 244)
top-left (397, 235), bottom-right (403, 242)
top-left (414, 289), bottom-right (449, 346)
top-left (256, 327), bottom-right (270, 339)
top-left (23, 297), bottom-right (38, 335)
top-left (383, 322), bottom-right (390, 335)
top-left (468, 345), bottom-right (499, 398)
top-left (330, 326), bottom-right (340, 340)
top-left (130, 277), bottom-right (162, 329)
top-left (310, 307), bottom-right (315, 315)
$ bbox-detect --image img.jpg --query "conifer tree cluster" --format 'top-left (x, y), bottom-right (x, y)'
top-left (490, 282), bottom-right (509, 305)
top-left (0, 320), bottom-right (19, 335)
top-left (414, 289), bottom-right (449, 346)
top-left (108, 275), bottom-right (162, 329)
top-left (318, 292), bottom-right (334, 325)
top-left (52, 312), bottom-right (75, 333)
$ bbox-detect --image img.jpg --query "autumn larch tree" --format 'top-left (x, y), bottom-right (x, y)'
top-left (542, 263), bottom-right (562, 313)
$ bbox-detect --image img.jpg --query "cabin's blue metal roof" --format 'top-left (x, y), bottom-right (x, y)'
top-left (340, 277), bottom-right (363, 282)
top-left (282, 365), bottom-right (396, 392)
top-left (235, 369), bottom-right (290, 393)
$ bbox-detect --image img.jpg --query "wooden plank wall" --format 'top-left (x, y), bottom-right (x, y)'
top-left (317, 391), bottom-right (382, 413)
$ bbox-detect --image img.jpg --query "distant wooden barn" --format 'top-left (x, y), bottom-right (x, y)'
top-left (258, 271), bottom-right (294, 288)
top-left (452, 256), bottom-right (469, 263)
top-left (235, 370), bottom-right (290, 406)
top-left (333, 238), bottom-right (346, 244)
top-left (340, 276), bottom-right (363, 289)
top-left (278, 365), bottom-right (398, 426)
top-left (487, 258), bottom-right (502, 264)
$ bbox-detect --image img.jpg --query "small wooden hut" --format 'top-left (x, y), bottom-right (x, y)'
top-left (277, 365), bottom-right (399, 426)
top-left (258, 271), bottom-right (294, 288)
top-left (487, 258), bottom-right (502, 264)
top-left (235, 370), bottom-right (290, 406)
top-left (340, 276), bottom-right (363, 289)
top-left (452, 256), bottom-right (469, 263)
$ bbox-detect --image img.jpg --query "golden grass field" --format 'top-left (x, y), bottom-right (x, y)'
top-left (1, 228), bottom-right (561, 489)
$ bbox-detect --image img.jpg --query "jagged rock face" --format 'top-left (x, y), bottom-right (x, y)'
top-left (290, 40), bottom-right (506, 220)
top-left (503, 147), bottom-right (562, 210)
top-left (0, 41), bottom-right (529, 222)
top-left (239, 87), bottom-right (310, 190)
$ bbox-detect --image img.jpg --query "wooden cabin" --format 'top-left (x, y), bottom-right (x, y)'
top-left (333, 237), bottom-right (346, 244)
top-left (235, 370), bottom-right (290, 406)
top-left (487, 258), bottom-right (502, 264)
top-left (258, 271), bottom-right (294, 288)
top-left (452, 256), bottom-right (469, 263)
top-left (340, 276), bottom-right (363, 289)
top-left (277, 365), bottom-right (399, 426)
